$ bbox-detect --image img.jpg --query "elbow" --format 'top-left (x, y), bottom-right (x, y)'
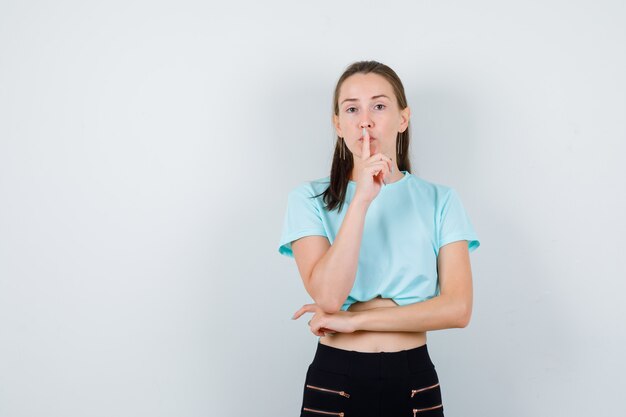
top-left (457, 313), bottom-right (471, 328)
top-left (308, 270), bottom-right (346, 314)
top-left (313, 296), bottom-right (343, 314)
top-left (451, 299), bottom-right (472, 328)
top-left (309, 284), bottom-right (344, 313)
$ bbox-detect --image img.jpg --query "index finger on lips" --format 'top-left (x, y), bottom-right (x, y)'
top-left (361, 127), bottom-right (370, 160)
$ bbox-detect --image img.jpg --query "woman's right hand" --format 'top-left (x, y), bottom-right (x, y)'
top-left (353, 128), bottom-right (393, 205)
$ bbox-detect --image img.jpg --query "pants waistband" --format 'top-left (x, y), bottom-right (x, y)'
top-left (310, 341), bottom-right (435, 378)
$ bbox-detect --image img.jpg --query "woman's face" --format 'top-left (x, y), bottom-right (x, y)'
top-left (333, 72), bottom-right (410, 159)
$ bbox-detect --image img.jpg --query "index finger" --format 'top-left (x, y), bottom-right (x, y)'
top-left (361, 127), bottom-right (370, 160)
top-left (291, 304), bottom-right (316, 320)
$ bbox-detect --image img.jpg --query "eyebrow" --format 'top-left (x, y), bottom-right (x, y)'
top-left (340, 94), bottom-right (391, 105)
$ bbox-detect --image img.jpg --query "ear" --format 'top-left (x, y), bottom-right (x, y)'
top-left (399, 106), bottom-right (411, 133)
top-left (333, 114), bottom-right (343, 137)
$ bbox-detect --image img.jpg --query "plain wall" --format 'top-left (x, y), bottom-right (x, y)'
top-left (1, 1), bottom-right (625, 416)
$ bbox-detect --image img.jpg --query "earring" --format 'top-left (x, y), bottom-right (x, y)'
top-left (340, 137), bottom-right (345, 160)
top-left (397, 134), bottom-right (403, 156)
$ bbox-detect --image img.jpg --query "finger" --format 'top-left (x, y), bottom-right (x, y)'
top-left (292, 307), bottom-right (312, 320)
top-left (369, 160), bottom-right (390, 171)
top-left (367, 152), bottom-right (393, 164)
top-left (310, 322), bottom-right (325, 337)
top-left (361, 127), bottom-right (370, 160)
top-left (367, 153), bottom-right (393, 179)
top-left (311, 321), bottom-right (332, 336)
top-left (291, 304), bottom-right (316, 320)
top-left (369, 161), bottom-right (389, 178)
top-left (373, 162), bottom-right (391, 185)
top-left (382, 159), bottom-right (392, 183)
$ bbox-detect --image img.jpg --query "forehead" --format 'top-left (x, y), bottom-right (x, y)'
top-left (338, 73), bottom-right (395, 101)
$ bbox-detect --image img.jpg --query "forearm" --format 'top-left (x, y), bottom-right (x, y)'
top-left (351, 294), bottom-right (472, 332)
top-left (309, 198), bottom-right (370, 313)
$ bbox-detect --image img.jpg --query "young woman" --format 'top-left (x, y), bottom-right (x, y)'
top-left (278, 60), bottom-right (480, 417)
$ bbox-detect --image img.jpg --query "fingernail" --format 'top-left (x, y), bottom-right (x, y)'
top-left (362, 127), bottom-right (367, 137)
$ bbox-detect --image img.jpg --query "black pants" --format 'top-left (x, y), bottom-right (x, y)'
top-left (300, 342), bottom-right (444, 417)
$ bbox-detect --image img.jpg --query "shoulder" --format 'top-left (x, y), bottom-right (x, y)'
top-left (287, 175), bottom-right (330, 199)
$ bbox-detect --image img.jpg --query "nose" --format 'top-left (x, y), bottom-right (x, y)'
top-left (358, 108), bottom-right (373, 129)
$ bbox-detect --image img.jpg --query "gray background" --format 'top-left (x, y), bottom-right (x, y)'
top-left (1, 1), bottom-right (625, 416)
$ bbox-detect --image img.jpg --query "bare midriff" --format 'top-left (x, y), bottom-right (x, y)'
top-left (319, 296), bottom-right (426, 353)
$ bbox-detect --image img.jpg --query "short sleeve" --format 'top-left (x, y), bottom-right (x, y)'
top-left (438, 188), bottom-right (480, 252)
top-left (277, 186), bottom-right (328, 258)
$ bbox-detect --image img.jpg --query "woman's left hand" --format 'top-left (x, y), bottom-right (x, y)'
top-left (291, 303), bottom-right (357, 337)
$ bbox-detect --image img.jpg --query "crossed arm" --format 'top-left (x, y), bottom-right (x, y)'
top-left (291, 238), bottom-right (474, 336)
top-left (349, 240), bottom-right (472, 331)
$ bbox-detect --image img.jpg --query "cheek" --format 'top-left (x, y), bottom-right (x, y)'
top-left (374, 118), bottom-right (393, 132)
top-left (380, 116), bottom-right (403, 134)
top-left (339, 113), bottom-right (357, 123)
top-left (338, 115), bottom-right (358, 133)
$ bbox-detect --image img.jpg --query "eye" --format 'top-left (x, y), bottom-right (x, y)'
top-left (345, 106), bottom-right (357, 113)
top-left (374, 104), bottom-right (386, 110)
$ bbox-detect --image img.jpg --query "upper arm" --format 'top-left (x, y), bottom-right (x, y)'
top-left (437, 240), bottom-right (473, 325)
top-left (291, 235), bottom-right (331, 291)
top-left (277, 186), bottom-right (328, 258)
top-left (438, 188), bottom-right (480, 252)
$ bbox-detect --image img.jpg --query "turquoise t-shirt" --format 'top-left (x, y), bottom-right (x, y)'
top-left (278, 171), bottom-right (480, 311)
